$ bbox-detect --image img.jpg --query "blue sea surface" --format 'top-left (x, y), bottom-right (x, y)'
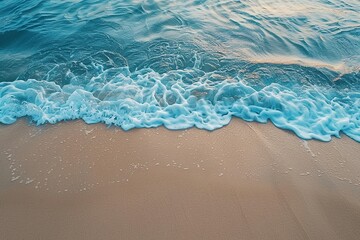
top-left (0, 0), bottom-right (359, 141)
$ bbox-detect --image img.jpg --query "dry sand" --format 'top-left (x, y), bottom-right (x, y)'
top-left (0, 119), bottom-right (360, 240)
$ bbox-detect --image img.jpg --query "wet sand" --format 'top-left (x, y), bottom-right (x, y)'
top-left (0, 119), bottom-right (360, 240)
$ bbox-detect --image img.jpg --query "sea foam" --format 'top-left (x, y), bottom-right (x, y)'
top-left (1, 64), bottom-right (359, 142)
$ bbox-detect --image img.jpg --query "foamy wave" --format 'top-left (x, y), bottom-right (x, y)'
top-left (1, 65), bottom-right (359, 142)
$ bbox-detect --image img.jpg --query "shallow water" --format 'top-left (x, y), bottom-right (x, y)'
top-left (0, 0), bottom-right (359, 141)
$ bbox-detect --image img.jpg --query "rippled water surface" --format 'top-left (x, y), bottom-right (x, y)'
top-left (0, 0), bottom-right (359, 141)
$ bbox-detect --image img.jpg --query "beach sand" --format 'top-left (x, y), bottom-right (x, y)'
top-left (0, 119), bottom-right (360, 240)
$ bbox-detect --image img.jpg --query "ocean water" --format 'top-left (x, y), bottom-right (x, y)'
top-left (0, 0), bottom-right (359, 141)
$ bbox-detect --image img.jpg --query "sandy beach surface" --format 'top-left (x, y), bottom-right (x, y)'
top-left (0, 119), bottom-right (360, 240)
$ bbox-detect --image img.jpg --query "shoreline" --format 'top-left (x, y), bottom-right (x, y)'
top-left (2, 116), bottom-right (358, 143)
top-left (1, 119), bottom-right (360, 239)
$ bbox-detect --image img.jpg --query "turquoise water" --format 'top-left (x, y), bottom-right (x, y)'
top-left (0, 0), bottom-right (359, 141)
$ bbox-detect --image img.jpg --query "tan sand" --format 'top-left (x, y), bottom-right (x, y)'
top-left (0, 119), bottom-right (360, 240)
